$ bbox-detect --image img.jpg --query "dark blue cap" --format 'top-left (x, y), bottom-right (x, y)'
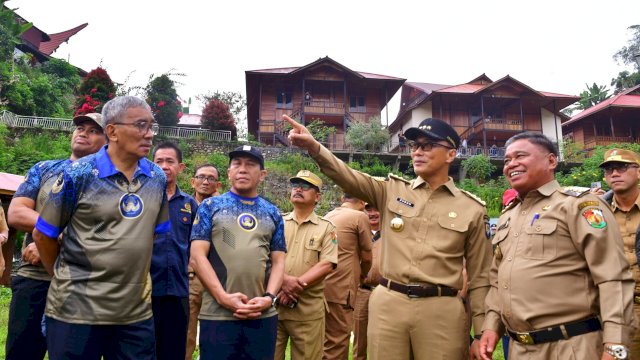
top-left (229, 145), bottom-right (265, 169)
top-left (404, 118), bottom-right (460, 148)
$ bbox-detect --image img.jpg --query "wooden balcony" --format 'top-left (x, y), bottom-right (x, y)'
top-left (584, 136), bottom-right (636, 148)
top-left (303, 100), bottom-right (345, 115)
top-left (473, 117), bottom-right (523, 132)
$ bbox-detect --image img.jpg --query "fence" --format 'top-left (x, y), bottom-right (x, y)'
top-left (0, 111), bottom-right (232, 141)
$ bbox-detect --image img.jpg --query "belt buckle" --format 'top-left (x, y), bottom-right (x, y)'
top-left (406, 284), bottom-right (422, 298)
top-left (516, 332), bottom-right (535, 345)
top-left (634, 296), bottom-right (640, 305)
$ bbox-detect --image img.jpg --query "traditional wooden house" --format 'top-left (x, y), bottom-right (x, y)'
top-left (562, 85), bottom-right (640, 150)
top-left (245, 57), bottom-right (405, 149)
top-left (389, 75), bottom-right (578, 157)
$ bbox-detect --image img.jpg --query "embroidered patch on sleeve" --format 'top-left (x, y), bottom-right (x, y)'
top-left (581, 208), bottom-right (607, 229)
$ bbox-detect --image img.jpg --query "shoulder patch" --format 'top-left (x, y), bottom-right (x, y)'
top-left (388, 173), bottom-right (410, 184)
top-left (561, 186), bottom-right (590, 197)
top-left (459, 189), bottom-right (486, 206)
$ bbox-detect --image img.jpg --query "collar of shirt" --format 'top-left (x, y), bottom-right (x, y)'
top-left (411, 176), bottom-right (457, 196)
top-left (168, 186), bottom-right (189, 202)
top-left (517, 179), bottom-right (560, 202)
top-left (94, 145), bottom-right (152, 179)
top-left (284, 211), bottom-right (319, 225)
top-left (611, 192), bottom-right (640, 212)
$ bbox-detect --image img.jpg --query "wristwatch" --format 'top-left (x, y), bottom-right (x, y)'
top-left (605, 345), bottom-right (629, 359)
top-left (263, 292), bottom-right (277, 308)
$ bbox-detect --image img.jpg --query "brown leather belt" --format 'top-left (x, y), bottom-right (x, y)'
top-left (507, 317), bottom-right (601, 345)
top-left (360, 284), bottom-right (375, 291)
top-left (379, 277), bottom-right (457, 298)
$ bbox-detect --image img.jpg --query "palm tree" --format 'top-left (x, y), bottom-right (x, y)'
top-left (573, 83), bottom-right (612, 112)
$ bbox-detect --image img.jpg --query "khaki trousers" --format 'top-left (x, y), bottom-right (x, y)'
top-left (323, 301), bottom-right (353, 360)
top-left (352, 288), bottom-right (372, 360)
top-left (367, 286), bottom-right (468, 360)
top-left (275, 317), bottom-right (325, 360)
top-left (185, 275), bottom-right (203, 360)
top-left (508, 330), bottom-right (602, 359)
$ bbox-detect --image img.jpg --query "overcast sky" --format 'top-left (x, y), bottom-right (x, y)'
top-left (11, 0), bottom-right (640, 125)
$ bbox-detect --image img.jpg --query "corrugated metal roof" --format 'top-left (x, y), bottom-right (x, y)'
top-left (563, 86), bottom-right (640, 126)
top-left (406, 82), bottom-right (450, 93)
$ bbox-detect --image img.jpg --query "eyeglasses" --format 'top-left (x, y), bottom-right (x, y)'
top-left (603, 163), bottom-right (639, 175)
top-left (291, 182), bottom-right (315, 191)
top-left (193, 175), bottom-right (218, 183)
top-left (112, 121), bottom-right (159, 135)
top-left (407, 140), bottom-right (453, 152)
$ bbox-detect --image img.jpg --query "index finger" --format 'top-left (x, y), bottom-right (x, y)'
top-left (282, 115), bottom-right (303, 129)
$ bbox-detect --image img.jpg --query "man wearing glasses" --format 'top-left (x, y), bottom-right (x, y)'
top-left (33, 96), bottom-right (170, 360)
top-left (6, 112), bottom-right (106, 360)
top-left (186, 164), bottom-right (221, 360)
top-left (275, 170), bottom-right (337, 360)
top-left (285, 115), bottom-right (492, 360)
top-left (600, 148), bottom-right (640, 360)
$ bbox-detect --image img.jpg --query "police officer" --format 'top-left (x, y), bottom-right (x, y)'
top-left (478, 132), bottom-right (635, 360)
top-left (284, 115), bottom-right (492, 360)
top-left (600, 148), bottom-right (640, 360)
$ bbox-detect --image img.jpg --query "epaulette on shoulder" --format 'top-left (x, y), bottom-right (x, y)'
top-left (459, 189), bottom-right (486, 206)
top-left (501, 200), bottom-right (518, 214)
top-left (560, 186), bottom-right (591, 197)
top-left (388, 173), bottom-right (409, 183)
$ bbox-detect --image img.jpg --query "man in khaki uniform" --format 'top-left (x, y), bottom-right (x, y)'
top-left (186, 164), bottom-right (221, 360)
top-left (600, 148), bottom-right (640, 360)
top-left (323, 193), bottom-right (372, 360)
top-left (285, 115), bottom-right (492, 360)
top-left (275, 170), bottom-right (338, 360)
top-left (353, 204), bottom-right (382, 360)
top-left (478, 132), bottom-right (635, 360)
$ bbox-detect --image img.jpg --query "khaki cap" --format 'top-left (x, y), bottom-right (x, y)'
top-left (599, 148), bottom-right (640, 167)
top-left (289, 170), bottom-right (322, 188)
top-left (73, 113), bottom-right (104, 132)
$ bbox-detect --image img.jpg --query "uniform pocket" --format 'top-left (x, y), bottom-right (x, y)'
top-left (523, 219), bottom-right (557, 260)
top-left (303, 236), bottom-right (322, 265)
top-left (434, 216), bottom-right (469, 252)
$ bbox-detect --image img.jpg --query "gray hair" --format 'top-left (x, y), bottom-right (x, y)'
top-left (101, 96), bottom-right (152, 127)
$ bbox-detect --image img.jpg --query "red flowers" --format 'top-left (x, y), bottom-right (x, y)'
top-left (157, 100), bottom-right (166, 107)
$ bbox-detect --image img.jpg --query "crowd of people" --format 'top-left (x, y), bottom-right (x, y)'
top-left (1, 95), bottom-right (638, 360)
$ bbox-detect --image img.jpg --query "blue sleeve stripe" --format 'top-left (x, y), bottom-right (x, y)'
top-left (35, 217), bottom-right (61, 239)
top-left (155, 220), bottom-right (171, 234)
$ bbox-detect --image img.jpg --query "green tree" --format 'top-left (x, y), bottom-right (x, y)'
top-left (345, 116), bottom-right (390, 151)
top-left (572, 83), bottom-right (612, 112)
top-left (613, 25), bottom-right (640, 71)
top-left (146, 74), bottom-right (181, 126)
top-left (306, 118), bottom-right (335, 144)
top-left (461, 154), bottom-right (496, 184)
top-left (611, 70), bottom-right (640, 94)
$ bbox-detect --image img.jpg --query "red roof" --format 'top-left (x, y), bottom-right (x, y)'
top-left (563, 85), bottom-right (640, 126)
top-left (39, 23), bottom-right (88, 55)
top-left (0, 172), bottom-right (24, 195)
top-left (405, 82), bottom-right (450, 93)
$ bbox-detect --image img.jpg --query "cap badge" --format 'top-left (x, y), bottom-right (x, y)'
top-left (243, 145), bottom-right (251, 151)
top-left (448, 212), bottom-right (457, 218)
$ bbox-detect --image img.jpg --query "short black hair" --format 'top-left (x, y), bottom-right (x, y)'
top-left (193, 163), bottom-right (219, 177)
top-left (153, 141), bottom-right (183, 162)
top-left (505, 132), bottom-right (558, 157)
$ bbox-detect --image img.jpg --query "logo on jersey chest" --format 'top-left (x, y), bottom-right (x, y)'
top-left (119, 193), bottom-right (144, 219)
top-left (237, 213), bottom-right (258, 232)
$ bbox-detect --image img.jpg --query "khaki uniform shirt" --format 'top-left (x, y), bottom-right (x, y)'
top-left (363, 231), bottom-right (382, 287)
top-left (324, 206), bottom-right (372, 308)
top-left (278, 211), bottom-right (338, 321)
top-left (0, 202), bottom-right (7, 234)
top-left (483, 180), bottom-right (635, 345)
top-left (313, 145), bottom-right (492, 332)
top-left (611, 195), bottom-right (640, 294)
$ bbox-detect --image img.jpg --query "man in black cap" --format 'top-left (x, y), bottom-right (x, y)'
top-left (284, 115), bottom-right (492, 360)
top-left (190, 145), bottom-right (286, 360)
